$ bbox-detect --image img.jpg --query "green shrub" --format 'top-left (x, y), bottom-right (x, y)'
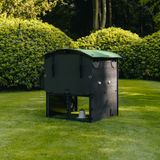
top-left (0, 18), bottom-right (77, 89)
top-left (77, 27), bottom-right (160, 80)
top-left (140, 31), bottom-right (160, 80)
top-left (77, 27), bottom-right (141, 50)
top-left (111, 42), bottom-right (142, 79)
top-left (1, 21), bottom-right (159, 91)
top-left (107, 30), bottom-right (160, 80)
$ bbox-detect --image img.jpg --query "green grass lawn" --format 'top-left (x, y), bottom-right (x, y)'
top-left (0, 79), bottom-right (160, 160)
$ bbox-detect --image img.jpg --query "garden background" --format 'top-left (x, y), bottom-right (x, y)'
top-left (0, 0), bottom-right (160, 90)
top-left (0, 1), bottom-right (160, 159)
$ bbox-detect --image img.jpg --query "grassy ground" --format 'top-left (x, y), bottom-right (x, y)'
top-left (0, 79), bottom-right (160, 160)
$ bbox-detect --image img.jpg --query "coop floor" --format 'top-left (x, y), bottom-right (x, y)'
top-left (51, 112), bottom-right (90, 122)
top-left (50, 96), bottom-right (90, 121)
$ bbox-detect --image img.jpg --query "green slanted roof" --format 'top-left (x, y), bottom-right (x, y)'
top-left (72, 49), bottom-right (121, 58)
top-left (45, 49), bottom-right (121, 59)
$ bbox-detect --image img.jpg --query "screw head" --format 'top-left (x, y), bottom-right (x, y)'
top-left (98, 81), bottom-right (101, 85)
top-left (44, 74), bottom-right (47, 78)
top-left (88, 75), bottom-right (92, 79)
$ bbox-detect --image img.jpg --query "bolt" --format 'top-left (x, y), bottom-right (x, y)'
top-left (44, 74), bottom-right (47, 78)
top-left (98, 81), bottom-right (101, 85)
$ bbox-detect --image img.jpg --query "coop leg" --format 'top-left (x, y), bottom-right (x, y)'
top-left (71, 96), bottom-right (77, 112)
top-left (67, 96), bottom-right (71, 120)
top-left (46, 92), bottom-right (49, 117)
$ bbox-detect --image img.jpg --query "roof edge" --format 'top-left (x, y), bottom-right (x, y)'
top-left (45, 49), bottom-right (121, 58)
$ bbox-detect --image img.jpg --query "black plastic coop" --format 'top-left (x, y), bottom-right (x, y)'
top-left (39, 49), bottom-right (121, 122)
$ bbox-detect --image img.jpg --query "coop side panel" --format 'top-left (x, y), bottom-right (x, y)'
top-left (91, 59), bottom-right (118, 122)
top-left (39, 71), bottom-right (44, 89)
top-left (105, 60), bottom-right (118, 116)
top-left (44, 51), bottom-right (92, 95)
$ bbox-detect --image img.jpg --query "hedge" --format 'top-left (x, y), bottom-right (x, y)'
top-left (139, 31), bottom-right (160, 80)
top-left (0, 19), bottom-right (160, 90)
top-left (77, 27), bottom-right (141, 50)
top-left (0, 18), bottom-right (77, 89)
top-left (110, 31), bottom-right (160, 80)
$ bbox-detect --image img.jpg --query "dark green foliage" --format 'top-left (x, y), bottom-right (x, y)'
top-left (41, 0), bottom-right (93, 40)
top-left (41, 0), bottom-right (160, 40)
top-left (111, 31), bottom-right (160, 80)
top-left (112, 42), bottom-right (145, 79)
top-left (140, 31), bottom-right (160, 79)
top-left (0, 18), bottom-right (77, 90)
top-left (109, 33), bottom-right (159, 80)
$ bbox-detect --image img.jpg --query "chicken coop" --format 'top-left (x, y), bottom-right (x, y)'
top-left (39, 49), bottom-right (121, 122)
